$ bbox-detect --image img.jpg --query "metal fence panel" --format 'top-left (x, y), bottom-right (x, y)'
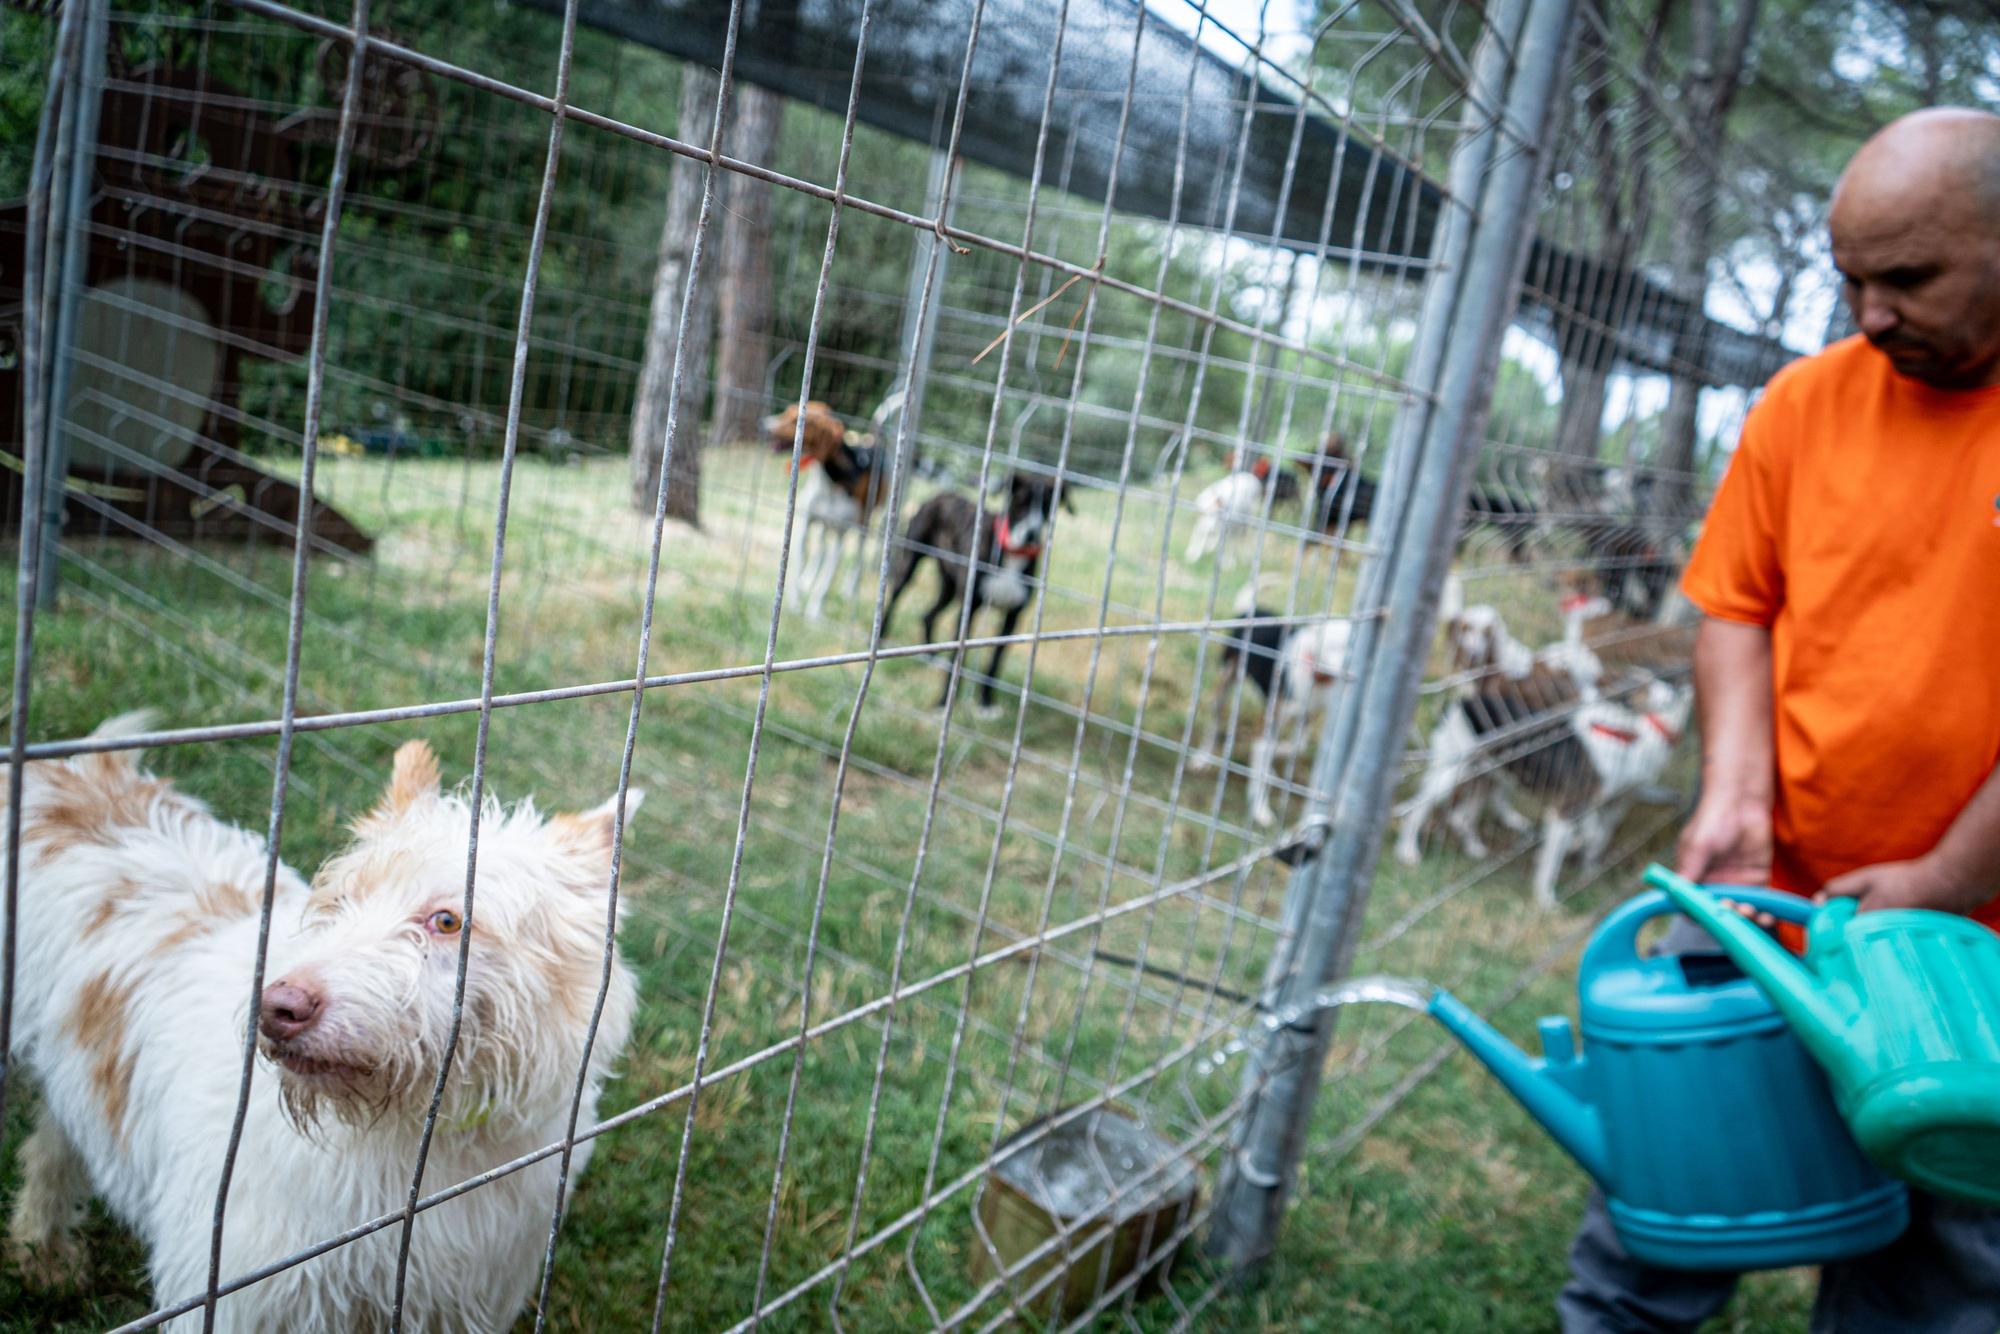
top-left (0, 0), bottom-right (1821, 1327)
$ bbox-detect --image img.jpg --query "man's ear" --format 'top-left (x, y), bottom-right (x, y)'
top-left (369, 740), bottom-right (440, 822)
top-left (549, 788), bottom-right (647, 865)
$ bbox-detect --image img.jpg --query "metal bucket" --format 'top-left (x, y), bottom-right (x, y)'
top-left (973, 1104), bottom-right (1200, 1320)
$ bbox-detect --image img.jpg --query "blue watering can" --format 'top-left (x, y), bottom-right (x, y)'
top-left (1430, 887), bottom-right (1908, 1269)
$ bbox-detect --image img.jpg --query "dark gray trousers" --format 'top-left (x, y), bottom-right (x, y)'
top-left (1558, 1186), bottom-right (2000, 1333)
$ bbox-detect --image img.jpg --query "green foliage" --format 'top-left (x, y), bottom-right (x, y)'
top-left (8, 1), bottom-right (1581, 489)
top-left (0, 9), bottom-right (52, 199)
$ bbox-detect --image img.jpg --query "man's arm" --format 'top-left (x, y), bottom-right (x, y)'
top-left (1822, 762), bottom-right (2000, 914)
top-left (1675, 616), bottom-right (1777, 885)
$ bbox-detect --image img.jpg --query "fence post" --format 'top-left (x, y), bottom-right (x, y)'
top-left (894, 141), bottom-right (957, 453)
top-left (1246, 0), bottom-right (1527, 1007)
top-left (1208, 0), bottom-right (1579, 1269)
top-left (34, 0), bottom-right (109, 606)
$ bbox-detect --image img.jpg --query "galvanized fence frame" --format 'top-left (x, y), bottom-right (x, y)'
top-left (1209, 0), bottom-right (1579, 1264)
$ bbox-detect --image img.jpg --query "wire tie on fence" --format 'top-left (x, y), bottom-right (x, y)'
top-left (1279, 1009), bottom-right (1325, 1035)
top-left (932, 213), bottom-right (969, 256)
top-left (1268, 812), bottom-right (1332, 868)
top-left (1230, 1149), bottom-right (1283, 1191)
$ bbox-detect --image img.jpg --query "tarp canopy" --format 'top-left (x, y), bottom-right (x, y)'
top-left (527, 0), bottom-right (1793, 390)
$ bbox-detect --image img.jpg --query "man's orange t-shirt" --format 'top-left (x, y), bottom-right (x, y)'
top-left (1681, 335), bottom-right (2000, 927)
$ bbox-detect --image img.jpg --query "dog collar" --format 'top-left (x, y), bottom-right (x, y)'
top-left (1560, 594), bottom-right (1597, 613)
top-left (1588, 716), bottom-right (1679, 746)
top-left (822, 444), bottom-right (870, 488)
top-left (995, 514), bottom-right (1043, 560)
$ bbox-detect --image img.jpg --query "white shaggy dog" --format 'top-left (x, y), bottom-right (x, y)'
top-left (6, 720), bottom-right (641, 1331)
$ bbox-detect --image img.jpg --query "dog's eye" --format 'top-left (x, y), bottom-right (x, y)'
top-left (426, 909), bottom-right (463, 936)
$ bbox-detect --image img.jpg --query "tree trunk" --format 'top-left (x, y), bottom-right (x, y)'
top-left (1556, 338), bottom-right (1617, 459)
top-left (1653, 0), bottom-right (1762, 517)
top-left (1553, 246), bottom-right (1636, 463)
top-left (1553, 0), bottom-right (1655, 467)
top-left (1656, 167), bottom-right (1719, 514)
top-left (629, 67), bottom-right (724, 521)
top-left (711, 84), bottom-right (783, 449)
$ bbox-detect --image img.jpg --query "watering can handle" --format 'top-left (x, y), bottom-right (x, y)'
top-left (1582, 884), bottom-right (1814, 975)
top-left (1810, 892), bottom-right (1859, 953)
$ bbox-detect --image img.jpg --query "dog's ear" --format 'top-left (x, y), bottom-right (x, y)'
top-left (1057, 483), bottom-right (1076, 514)
top-left (372, 740), bottom-right (440, 819)
top-left (549, 788), bottom-right (647, 868)
top-left (806, 406), bottom-right (846, 458)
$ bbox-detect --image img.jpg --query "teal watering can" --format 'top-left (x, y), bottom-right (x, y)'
top-left (1647, 864), bottom-right (2000, 1207)
top-left (1431, 886), bottom-right (1907, 1269)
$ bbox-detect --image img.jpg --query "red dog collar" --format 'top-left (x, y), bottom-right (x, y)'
top-left (995, 514), bottom-right (1043, 560)
top-left (1588, 716), bottom-right (1680, 745)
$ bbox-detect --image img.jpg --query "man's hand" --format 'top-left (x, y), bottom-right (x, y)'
top-left (1676, 794), bottom-right (1774, 887)
top-left (1677, 617), bottom-right (1779, 924)
top-left (1820, 856), bottom-right (1989, 915)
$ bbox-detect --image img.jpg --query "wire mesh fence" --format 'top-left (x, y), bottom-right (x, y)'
top-left (1, 0), bottom-right (1827, 1327)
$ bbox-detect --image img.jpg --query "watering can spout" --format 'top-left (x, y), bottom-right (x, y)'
top-left (1642, 865), bottom-right (1864, 1079)
top-left (1429, 989), bottom-right (1609, 1182)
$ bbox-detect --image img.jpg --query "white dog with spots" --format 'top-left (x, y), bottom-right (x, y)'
top-left (1191, 581), bottom-right (1354, 828)
top-left (5, 717), bottom-right (640, 1331)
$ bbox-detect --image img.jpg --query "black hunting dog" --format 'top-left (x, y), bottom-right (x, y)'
top-left (884, 473), bottom-right (1072, 716)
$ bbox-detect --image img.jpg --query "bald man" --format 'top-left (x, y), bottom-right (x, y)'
top-left (1559, 108), bottom-right (2000, 1332)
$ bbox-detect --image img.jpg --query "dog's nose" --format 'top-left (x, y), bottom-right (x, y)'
top-left (259, 981), bottom-right (324, 1041)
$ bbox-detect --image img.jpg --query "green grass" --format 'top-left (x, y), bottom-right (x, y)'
top-left (1, 447), bottom-right (1811, 1330)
